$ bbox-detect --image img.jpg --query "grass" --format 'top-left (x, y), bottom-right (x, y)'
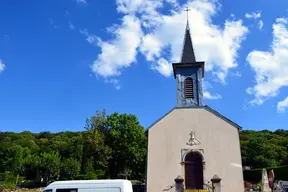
top-left (1, 189), bottom-right (43, 192)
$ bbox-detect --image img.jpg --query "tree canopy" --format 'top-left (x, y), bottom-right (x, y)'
top-left (0, 110), bottom-right (147, 187)
top-left (240, 129), bottom-right (288, 168)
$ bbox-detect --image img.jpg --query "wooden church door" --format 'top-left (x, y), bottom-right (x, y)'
top-left (184, 152), bottom-right (204, 189)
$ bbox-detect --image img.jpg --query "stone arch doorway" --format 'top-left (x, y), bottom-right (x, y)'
top-left (184, 152), bottom-right (204, 189)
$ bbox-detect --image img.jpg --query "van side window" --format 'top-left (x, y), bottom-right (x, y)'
top-left (44, 190), bottom-right (52, 192)
top-left (56, 189), bottom-right (78, 192)
top-left (80, 188), bottom-right (121, 192)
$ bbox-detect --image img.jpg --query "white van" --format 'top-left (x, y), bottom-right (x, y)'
top-left (43, 180), bottom-right (133, 192)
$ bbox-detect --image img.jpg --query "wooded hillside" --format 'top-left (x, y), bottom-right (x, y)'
top-left (0, 109), bottom-right (288, 187)
top-left (0, 110), bottom-right (146, 187)
top-left (240, 129), bottom-right (288, 168)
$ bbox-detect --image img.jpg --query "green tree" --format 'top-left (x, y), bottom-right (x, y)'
top-left (60, 158), bottom-right (81, 180)
top-left (39, 151), bottom-right (61, 184)
top-left (82, 110), bottom-right (111, 176)
top-left (22, 153), bottom-right (41, 182)
top-left (104, 112), bottom-right (147, 180)
top-left (85, 157), bottom-right (97, 179)
top-left (241, 131), bottom-right (288, 168)
top-left (6, 145), bottom-right (30, 176)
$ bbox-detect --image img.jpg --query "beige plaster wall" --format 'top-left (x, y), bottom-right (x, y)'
top-left (146, 108), bottom-right (244, 192)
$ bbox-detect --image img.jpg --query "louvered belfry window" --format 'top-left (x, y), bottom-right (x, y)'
top-left (184, 77), bottom-right (194, 99)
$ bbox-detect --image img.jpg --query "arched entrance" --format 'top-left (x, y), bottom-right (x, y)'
top-left (184, 152), bottom-right (204, 189)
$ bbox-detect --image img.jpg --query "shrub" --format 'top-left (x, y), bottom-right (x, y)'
top-left (0, 182), bottom-right (16, 189)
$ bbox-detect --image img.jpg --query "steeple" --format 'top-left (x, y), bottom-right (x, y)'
top-left (180, 21), bottom-right (196, 63)
top-left (172, 17), bottom-right (205, 108)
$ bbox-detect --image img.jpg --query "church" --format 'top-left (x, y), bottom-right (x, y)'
top-left (144, 21), bottom-right (244, 192)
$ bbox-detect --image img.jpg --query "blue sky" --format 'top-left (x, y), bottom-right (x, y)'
top-left (0, 0), bottom-right (288, 133)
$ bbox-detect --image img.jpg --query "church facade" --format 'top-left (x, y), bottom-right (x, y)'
top-left (145, 22), bottom-right (244, 192)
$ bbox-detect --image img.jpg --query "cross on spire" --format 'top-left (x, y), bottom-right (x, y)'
top-left (184, 6), bottom-right (191, 22)
top-left (180, 7), bottom-right (196, 63)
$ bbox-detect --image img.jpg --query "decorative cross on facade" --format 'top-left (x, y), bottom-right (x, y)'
top-left (184, 6), bottom-right (191, 21)
top-left (186, 130), bottom-right (201, 146)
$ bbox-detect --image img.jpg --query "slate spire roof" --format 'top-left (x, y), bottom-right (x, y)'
top-left (180, 20), bottom-right (196, 63)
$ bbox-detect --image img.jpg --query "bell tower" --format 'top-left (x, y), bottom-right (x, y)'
top-left (172, 20), bottom-right (205, 107)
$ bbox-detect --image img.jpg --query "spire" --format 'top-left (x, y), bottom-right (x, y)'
top-left (180, 20), bottom-right (196, 63)
top-left (172, 7), bottom-right (205, 107)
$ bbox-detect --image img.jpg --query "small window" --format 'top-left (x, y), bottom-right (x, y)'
top-left (44, 190), bottom-right (52, 192)
top-left (184, 77), bottom-right (194, 99)
top-left (80, 187), bottom-right (121, 192)
top-left (56, 189), bottom-right (78, 192)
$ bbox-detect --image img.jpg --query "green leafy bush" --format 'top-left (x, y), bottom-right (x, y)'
top-left (0, 173), bottom-right (6, 181)
top-left (0, 182), bottom-right (16, 189)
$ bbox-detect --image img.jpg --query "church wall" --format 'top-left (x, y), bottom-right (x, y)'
top-left (146, 108), bottom-right (244, 192)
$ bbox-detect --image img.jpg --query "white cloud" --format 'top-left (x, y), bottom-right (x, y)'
top-left (105, 79), bottom-right (121, 90)
top-left (75, 0), bottom-right (87, 4)
top-left (245, 11), bottom-right (263, 30)
top-left (203, 80), bottom-right (212, 90)
top-left (203, 91), bottom-right (222, 100)
top-left (140, 34), bottom-right (162, 61)
top-left (231, 70), bottom-right (241, 77)
top-left (139, 0), bottom-right (248, 83)
top-left (246, 17), bottom-right (288, 105)
top-left (258, 20), bottom-right (264, 30)
top-left (203, 80), bottom-right (222, 100)
top-left (79, 29), bottom-right (98, 45)
top-left (0, 60), bottom-right (5, 73)
top-left (91, 15), bottom-right (142, 78)
top-left (116, 0), bottom-right (162, 15)
top-left (151, 58), bottom-right (172, 77)
top-left (87, 0), bottom-right (248, 90)
top-left (69, 22), bottom-right (76, 30)
top-left (245, 11), bottom-right (261, 19)
top-left (277, 97), bottom-right (288, 113)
